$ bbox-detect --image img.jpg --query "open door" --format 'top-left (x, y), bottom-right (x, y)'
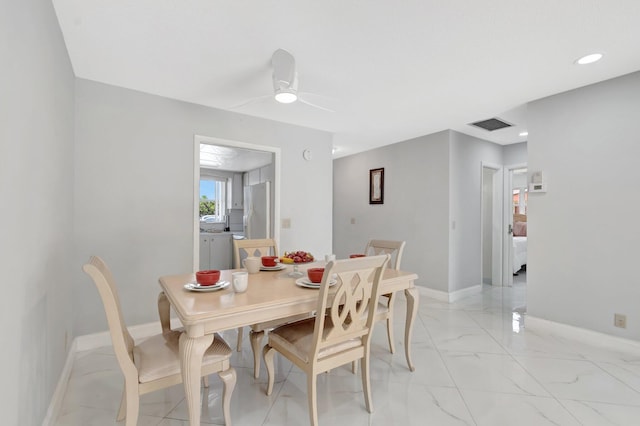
top-left (481, 163), bottom-right (503, 286)
top-left (502, 164), bottom-right (527, 287)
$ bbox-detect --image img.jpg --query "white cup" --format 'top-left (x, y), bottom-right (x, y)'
top-left (232, 271), bottom-right (249, 293)
top-left (324, 254), bottom-right (336, 263)
top-left (243, 256), bottom-right (261, 274)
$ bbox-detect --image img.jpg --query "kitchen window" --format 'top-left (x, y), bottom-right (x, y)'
top-left (200, 172), bottom-right (227, 222)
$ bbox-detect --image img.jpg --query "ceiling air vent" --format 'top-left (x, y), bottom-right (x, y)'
top-left (469, 117), bottom-right (513, 131)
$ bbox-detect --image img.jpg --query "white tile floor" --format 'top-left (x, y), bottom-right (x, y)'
top-left (55, 275), bottom-right (640, 425)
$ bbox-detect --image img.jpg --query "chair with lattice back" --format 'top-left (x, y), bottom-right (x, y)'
top-left (263, 254), bottom-right (390, 426)
top-left (233, 238), bottom-right (310, 378)
top-left (364, 239), bottom-right (406, 354)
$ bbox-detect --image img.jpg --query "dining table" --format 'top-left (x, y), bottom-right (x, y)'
top-left (158, 261), bottom-right (419, 426)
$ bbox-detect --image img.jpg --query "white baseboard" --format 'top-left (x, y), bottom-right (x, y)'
top-left (418, 286), bottom-right (449, 301)
top-left (43, 318), bottom-right (181, 425)
top-left (527, 316), bottom-right (640, 352)
top-left (417, 284), bottom-right (482, 303)
top-left (449, 284), bottom-right (482, 302)
top-left (42, 339), bottom-right (77, 426)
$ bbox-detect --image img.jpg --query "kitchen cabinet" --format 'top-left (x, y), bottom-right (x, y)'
top-left (199, 234), bottom-right (232, 270)
top-left (247, 169), bottom-right (260, 186)
top-left (231, 173), bottom-right (243, 208)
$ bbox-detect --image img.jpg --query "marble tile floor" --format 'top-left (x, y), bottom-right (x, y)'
top-left (56, 280), bottom-right (640, 425)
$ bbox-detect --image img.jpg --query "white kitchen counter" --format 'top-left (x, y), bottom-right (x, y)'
top-left (199, 231), bottom-right (235, 236)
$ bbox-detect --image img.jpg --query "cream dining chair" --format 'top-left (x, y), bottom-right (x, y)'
top-left (82, 256), bottom-right (236, 426)
top-left (364, 239), bottom-right (406, 354)
top-left (263, 254), bottom-right (390, 426)
top-left (233, 238), bottom-right (310, 378)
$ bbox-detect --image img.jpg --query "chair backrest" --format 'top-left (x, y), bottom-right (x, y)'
top-left (233, 238), bottom-right (278, 268)
top-left (364, 239), bottom-right (406, 270)
top-left (311, 254), bottom-right (390, 359)
top-left (82, 256), bottom-right (137, 377)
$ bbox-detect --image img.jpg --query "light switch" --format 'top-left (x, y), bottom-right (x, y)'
top-left (350, 218), bottom-right (356, 224)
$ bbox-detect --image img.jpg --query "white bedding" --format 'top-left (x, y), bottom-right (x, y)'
top-left (513, 236), bottom-right (527, 274)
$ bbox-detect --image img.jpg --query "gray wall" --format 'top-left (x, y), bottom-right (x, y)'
top-left (333, 131), bottom-right (451, 291)
top-left (503, 142), bottom-right (527, 165)
top-left (527, 71), bottom-right (640, 340)
top-left (74, 79), bottom-right (334, 335)
top-left (0, 1), bottom-right (75, 424)
top-left (334, 130), bottom-right (522, 294)
top-left (449, 132), bottom-right (503, 292)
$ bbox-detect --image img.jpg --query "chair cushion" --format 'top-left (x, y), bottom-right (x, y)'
top-left (361, 300), bottom-right (389, 321)
top-left (134, 330), bottom-right (232, 383)
top-left (269, 318), bottom-right (362, 363)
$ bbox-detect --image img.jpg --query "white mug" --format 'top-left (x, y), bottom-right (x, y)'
top-left (324, 254), bottom-right (336, 263)
top-left (243, 256), bottom-right (261, 274)
top-left (232, 271), bottom-right (249, 293)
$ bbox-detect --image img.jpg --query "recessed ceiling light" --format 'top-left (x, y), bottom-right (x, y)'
top-left (575, 53), bottom-right (603, 65)
top-left (519, 131), bottom-right (528, 137)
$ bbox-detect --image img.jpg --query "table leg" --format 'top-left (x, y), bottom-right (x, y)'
top-left (250, 329), bottom-right (265, 379)
top-left (404, 287), bottom-right (419, 372)
top-left (179, 332), bottom-right (214, 426)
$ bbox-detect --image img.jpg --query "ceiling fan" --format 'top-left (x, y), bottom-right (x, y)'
top-left (230, 49), bottom-right (334, 112)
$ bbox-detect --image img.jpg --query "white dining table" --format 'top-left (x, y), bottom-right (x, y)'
top-left (158, 262), bottom-right (419, 426)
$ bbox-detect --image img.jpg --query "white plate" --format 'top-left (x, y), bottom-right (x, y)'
top-left (260, 264), bottom-right (286, 271)
top-left (184, 281), bottom-right (230, 292)
top-left (295, 278), bottom-right (337, 289)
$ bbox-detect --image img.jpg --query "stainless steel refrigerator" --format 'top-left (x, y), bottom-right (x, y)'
top-left (244, 182), bottom-right (271, 239)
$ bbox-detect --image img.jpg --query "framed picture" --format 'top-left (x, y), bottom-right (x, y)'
top-left (369, 168), bottom-right (384, 204)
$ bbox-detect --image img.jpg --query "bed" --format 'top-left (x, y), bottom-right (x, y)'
top-left (512, 214), bottom-right (527, 274)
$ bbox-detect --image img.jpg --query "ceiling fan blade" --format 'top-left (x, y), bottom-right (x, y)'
top-left (298, 97), bottom-right (335, 113)
top-left (228, 94), bottom-right (272, 109)
top-left (298, 91), bottom-right (338, 102)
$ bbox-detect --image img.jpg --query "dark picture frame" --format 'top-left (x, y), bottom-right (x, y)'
top-left (369, 168), bottom-right (384, 204)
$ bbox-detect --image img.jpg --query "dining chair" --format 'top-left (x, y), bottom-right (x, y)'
top-left (263, 254), bottom-right (390, 426)
top-left (364, 239), bottom-right (406, 354)
top-left (233, 238), bottom-right (310, 378)
top-left (82, 256), bottom-right (236, 426)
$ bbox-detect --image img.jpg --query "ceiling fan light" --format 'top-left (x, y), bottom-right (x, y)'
top-left (275, 91), bottom-right (297, 104)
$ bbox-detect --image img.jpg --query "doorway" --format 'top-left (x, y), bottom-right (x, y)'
top-left (193, 135), bottom-right (281, 271)
top-left (502, 164), bottom-right (528, 287)
top-left (481, 163), bottom-right (503, 286)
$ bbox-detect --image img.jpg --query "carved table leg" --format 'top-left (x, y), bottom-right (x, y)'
top-left (250, 329), bottom-right (265, 379)
top-left (179, 333), bottom-right (214, 426)
top-left (404, 287), bottom-right (419, 372)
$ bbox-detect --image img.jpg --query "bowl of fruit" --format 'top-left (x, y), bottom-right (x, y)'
top-left (281, 251), bottom-right (315, 277)
top-left (281, 251), bottom-right (314, 264)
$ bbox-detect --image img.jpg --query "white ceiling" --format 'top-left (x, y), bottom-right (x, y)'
top-left (52, 1), bottom-right (640, 158)
top-left (200, 144), bottom-right (272, 172)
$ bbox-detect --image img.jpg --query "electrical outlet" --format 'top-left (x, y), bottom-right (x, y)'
top-left (282, 218), bottom-right (291, 229)
top-left (350, 218), bottom-right (356, 224)
top-left (614, 313), bottom-right (627, 328)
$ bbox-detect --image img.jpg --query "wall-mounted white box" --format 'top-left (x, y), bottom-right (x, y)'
top-left (529, 182), bottom-right (547, 193)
